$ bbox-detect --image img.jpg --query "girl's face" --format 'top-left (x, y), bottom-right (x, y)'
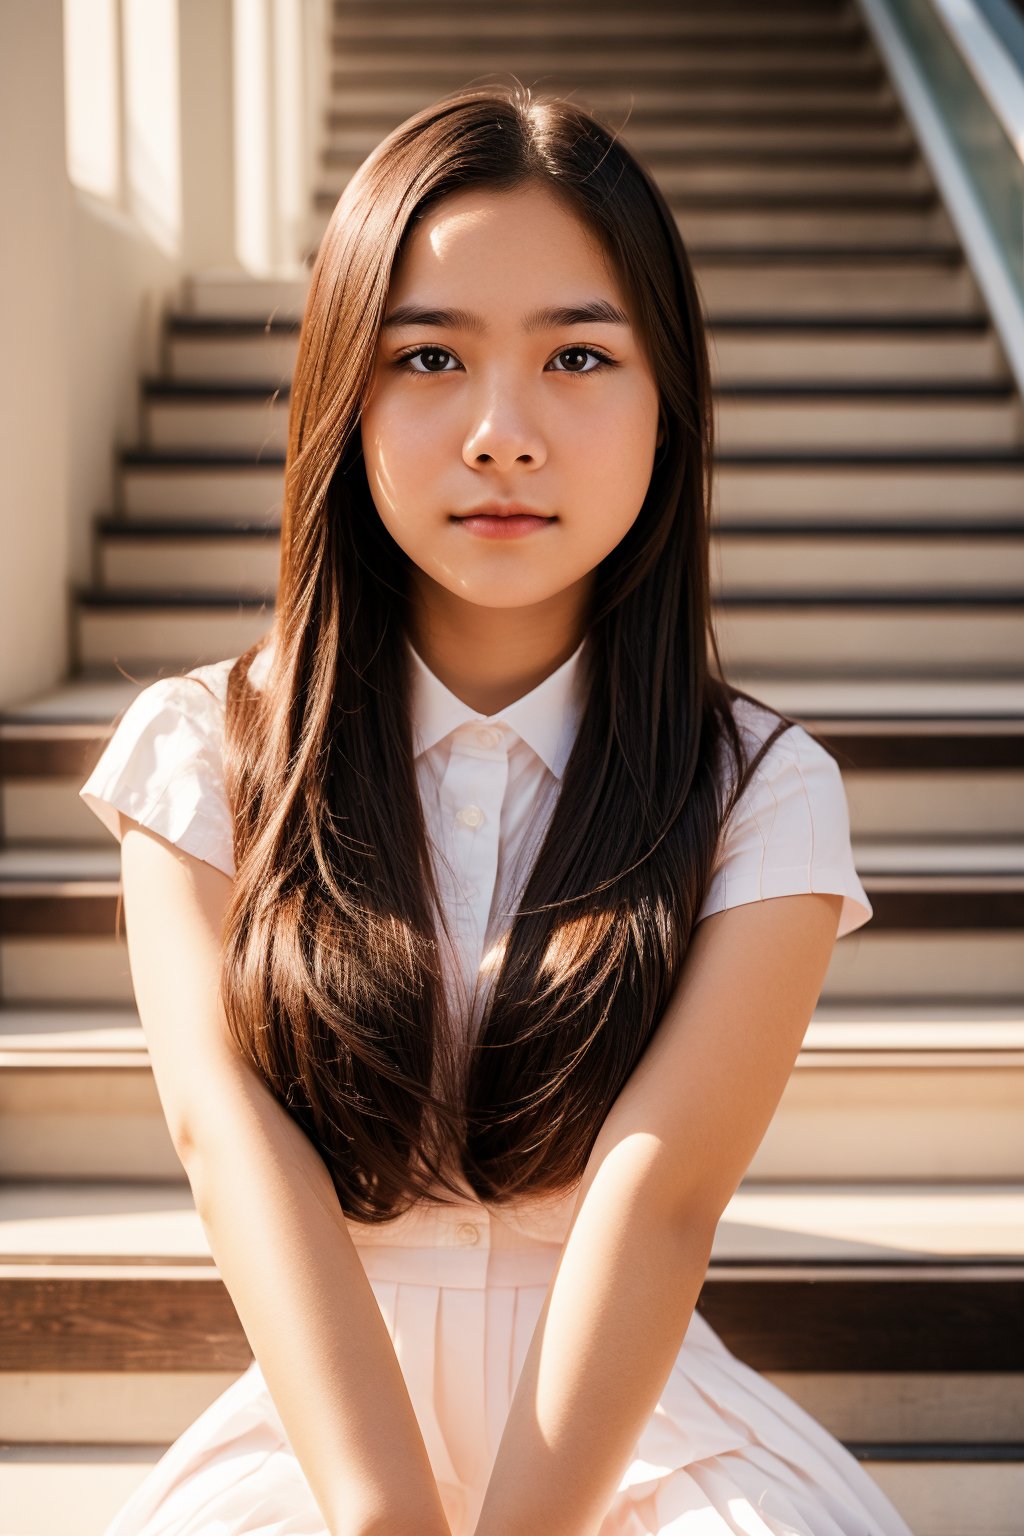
top-left (359, 182), bottom-right (662, 623)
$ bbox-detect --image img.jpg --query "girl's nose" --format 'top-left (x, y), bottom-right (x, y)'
top-left (462, 399), bottom-right (547, 471)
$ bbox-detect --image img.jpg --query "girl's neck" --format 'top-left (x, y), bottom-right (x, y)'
top-left (406, 576), bottom-right (592, 718)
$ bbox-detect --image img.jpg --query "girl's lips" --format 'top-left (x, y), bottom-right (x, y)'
top-left (452, 514), bottom-right (556, 539)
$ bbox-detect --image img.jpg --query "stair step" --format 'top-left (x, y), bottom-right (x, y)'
top-left (0, 1441), bottom-right (1019, 1536)
top-left (70, 585), bottom-right (1024, 673)
top-left (138, 378), bottom-right (1024, 455)
top-left (328, 121), bottom-right (917, 155)
top-left (2, 997), bottom-right (1020, 1180)
top-left (326, 98), bottom-right (910, 134)
top-left (5, 672), bottom-right (1024, 728)
top-left (331, 0), bottom-right (855, 11)
top-left (327, 49), bottom-right (885, 75)
top-left (8, 835), bottom-right (1024, 884)
top-left (183, 246), bottom-right (983, 325)
top-left (332, 0), bottom-right (856, 11)
top-left (3, 686), bottom-right (1022, 841)
top-left (329, 16), bottom-right (870, 46)
top-left (90, 519), bottom-right (1024, 598)
top-left (2, 1178), bottom-right (1020, 1370)
top-left (4, 1439), bottom-right (1009, 1536)
top-left (315, 189), bottom-right (950, 250)
top-left (320, 81), bottom-right (898, 119)
top-left (114, 445), bottom-right (1024, 523)
top-left (5, 1000), bottom-right (1024, 1054)
top-left (4, 836), bottom-right (1023, 887)
top-left (3, 1377), bottom-right (1022, 1458)
top-left (165, 311), bottom-right (1011, 386)
top-left (1, 840), bottom-right (1021, 1004)
top-left (332, 158), bottom-right (934, 198)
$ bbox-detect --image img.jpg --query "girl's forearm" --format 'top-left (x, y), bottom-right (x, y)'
top-left (181, 1065), bottom-right (451, 1536)
top-left (473, 1148), bottom-right (715, 1536)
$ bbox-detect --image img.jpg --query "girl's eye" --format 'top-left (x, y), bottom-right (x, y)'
top-left (391, 345), bottom-right (618, 378)
top-left (547, 346), bottom-right (617, 377)
top-left (394, 346), bottom-right (460, 375)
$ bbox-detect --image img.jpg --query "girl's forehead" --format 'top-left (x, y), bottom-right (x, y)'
top-left (388, 196), bottom-right (631, 322)
top-left (395, 185), bottom-right (614, 278)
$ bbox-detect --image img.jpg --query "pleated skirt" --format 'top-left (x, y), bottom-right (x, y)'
top-left (101, 1200), bottom-right (915, 1536)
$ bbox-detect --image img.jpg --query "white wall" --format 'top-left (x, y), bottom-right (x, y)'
top-left (0, 0), bottom-right (323, 707)
top-left (0, 2), bottom-right (74, 702)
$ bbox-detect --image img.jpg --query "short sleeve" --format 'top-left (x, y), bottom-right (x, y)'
top-left (695, 721), bottom-right (872, 939)
top-left (78, 671), bottom-right (236, 877)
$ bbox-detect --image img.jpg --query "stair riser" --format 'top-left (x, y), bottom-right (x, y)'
top-left (116, 461), bottom-right (1024, 522)
top-left (74, 605), bottom-right (1024, 673)
top-left (327, 124), bottom-right (917, 154)
top-left (827, 935), bottom-right (1024, 1000)
top-left (867, 1461), bottom-right (1022, 1536)
top-left (182, 261), bottom-right (978, 323)
top-left (323, 158), bottom-right (932, 196)
top-left (848, 773), bottom-right (1024, 838)
top-left (331, 18), bottom-right (869, 43)
top-left (321, 85), bottom-right (899, 117)
top-left (168, 330), bottom-right (1009, 387)
top-left (12, 769), bottom-right (1024, 846)
top-left (719, 610), bottom-right (1024, 675)
top-left (95, 532), bottom-right (1024, 598)
top-left (77, 609), bottom-right (269, 668)
top-left (0, 1439), bottom-right (1014, 1536)
top-left (120, 466), bottom-right (282, 520)
top-left (669, 265), bottom-right (982, 316)
top-left (3, 933), bottom-right (1018, 1005)
top-left (332, 0), bottom-right (859, 12)
top-left (326, 48), bottom-right (880, 72)
top-left (2, 1371), bottom-right (1020, 1452)
top-left (2, 1065), bottom-right (1020, 1181)
top-left (713, 334), bottom-right (1009, 384)
top-left (716, 464), bottom-right (1024, 520)
top-left (314, 203), bottom-right (953, 248)
top-left (142, 395), bottom-right (1024, 455)
top-left (716, 537), bottom-right (1024, 594)
top-left (717, 400), bottom-right (1024, 452)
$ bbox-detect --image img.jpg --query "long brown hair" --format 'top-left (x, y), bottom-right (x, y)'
top-left (207, 81), bottom-right (800, 1223)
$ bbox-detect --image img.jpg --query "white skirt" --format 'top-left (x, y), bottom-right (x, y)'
top-left (101, 1199), bottom-right (915, 1536)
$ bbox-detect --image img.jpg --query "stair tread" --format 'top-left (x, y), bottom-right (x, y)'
top-left (94, 515), bottom-right (1024, 538)
top-left (168, 309), bottom-right (995, 335)
top-left (3, 838), bottom-right (1023, 882)
top-left (2, 1179), bottom-right (1021, 1264)
top-left (141, 376), bottom-right (1020, 400)
top-left (117, 444), bottom-right (1024, 466)
top-left (5, 673), bottom-right (1024, 725)
top-left (3, 1001), bottom-right (1021, 1056)
top-left (71, 585), bottom-right (1024, 608)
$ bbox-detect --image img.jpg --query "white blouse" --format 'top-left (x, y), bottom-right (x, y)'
top-left (78, 635), bottom-right (872, 1238)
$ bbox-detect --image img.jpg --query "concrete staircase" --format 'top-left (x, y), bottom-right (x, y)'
top-left (2, 0), bottom-right (1022, 1530)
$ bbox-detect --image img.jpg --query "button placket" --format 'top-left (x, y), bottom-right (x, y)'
top-left (438, 729), bottom-right (509, 1004)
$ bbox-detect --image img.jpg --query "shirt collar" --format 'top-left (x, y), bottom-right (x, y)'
top-left (406, 633), bottom-right (589, 780)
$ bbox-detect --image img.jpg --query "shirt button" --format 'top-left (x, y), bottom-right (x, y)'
top-left (456, 804), bottom-right (484, 828)
top-left (462, 882), bottom-right (478, 899)
top-left (456, 1222), bottom-right (481, 1246)
top-left (474, 726), bottom-right (501, 749)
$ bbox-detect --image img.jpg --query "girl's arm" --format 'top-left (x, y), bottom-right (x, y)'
top-left (473, 889), bottom-right (845, 1536)
top-left (118, 815), bottom-right (451, 1536)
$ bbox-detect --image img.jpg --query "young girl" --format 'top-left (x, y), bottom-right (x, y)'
top-left (80, 83), bottom-right (915, 1536)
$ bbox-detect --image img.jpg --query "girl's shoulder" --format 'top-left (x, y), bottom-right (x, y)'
top-left (77, 653), bottom-right (260, 878)
top-left (698, 691), bottom-right (873, 940)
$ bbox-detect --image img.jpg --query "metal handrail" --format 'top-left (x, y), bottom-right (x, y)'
top-left (858, 0), bottom-right (1024, 396)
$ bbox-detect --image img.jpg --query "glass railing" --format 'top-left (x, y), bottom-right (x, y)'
top-left (860, 0), bottom-right (1024, 386)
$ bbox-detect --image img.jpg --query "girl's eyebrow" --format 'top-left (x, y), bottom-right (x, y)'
top-left (380, 299), bottom-right (631, 333)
